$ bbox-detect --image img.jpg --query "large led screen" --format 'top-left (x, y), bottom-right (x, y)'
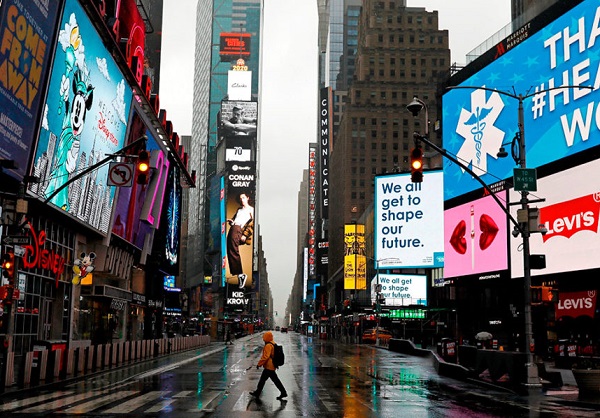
top-left (221, 161), bottom-right (256, 289)
top-left (0, 0), bottom-right (62, 181)
top-left (29, 0), bottom-right (133, 233)
top-left (344, 224), bottom-right (366, 290)
top-left (444, 193), bottom-right (509, 279)
top-left (374, 171), bottom-right (444, 268)
top-left (370, 274), bottom-right (427, 307)
top-left (443, 0), bottom-right (600, 200)
top-left (510, 158), bottom-right (600, 277)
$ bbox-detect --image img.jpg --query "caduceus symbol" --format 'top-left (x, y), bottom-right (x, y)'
top-left (464, 107), bottom-right (493, 166)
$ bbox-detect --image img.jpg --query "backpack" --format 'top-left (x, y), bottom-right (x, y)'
top-left (269, 342), bottom-right (285, 368)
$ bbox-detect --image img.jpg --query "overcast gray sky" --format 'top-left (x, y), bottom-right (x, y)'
top-left (160, 0), bottom-right (511, 326)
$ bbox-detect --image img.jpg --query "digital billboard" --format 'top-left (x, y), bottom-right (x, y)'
top-left (219, 32), bottom-right (251, 59)
top-left (374, 171), bottom-right (444, 268)
top-left (344, 224), bottom-right (366, 290)
top-left (219, 100), bottom-right (257, 140)
top-left (227, 70), bottom-right (252, 101)
top-left (221, 161), bottom-right (256, 289)
top-left (370, 274), bottom-right (427, 307)
top-left (0, 0), bottom-right (62, 181)
top-left (443, 0), bottom-right (600, 200)
top-left (509, 158), bottom-right (600, 277)
top-left (444, 193), bottom-right (509, 279)
top-left (29, 0), bottom-right (133, 233)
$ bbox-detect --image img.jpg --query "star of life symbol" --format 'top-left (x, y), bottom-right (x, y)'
top-left (456, 88), bottom-right (506, 177)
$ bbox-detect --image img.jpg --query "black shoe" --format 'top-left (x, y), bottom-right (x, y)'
top-left (249, 391), bottom-right (259, 397)
top-left (276, 392), bottom-right (288, 400)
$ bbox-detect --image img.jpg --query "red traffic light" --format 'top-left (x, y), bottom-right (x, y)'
top-left (410, 147), bottom-right (423, 183)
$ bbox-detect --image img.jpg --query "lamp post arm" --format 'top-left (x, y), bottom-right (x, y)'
top-left (43, 136), bottom-right (147, 205)
top-left (413, 133), bottom-right (521, 232)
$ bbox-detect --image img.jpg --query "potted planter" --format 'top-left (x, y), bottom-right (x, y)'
top-left (572, 358), bottom-right (600, 395)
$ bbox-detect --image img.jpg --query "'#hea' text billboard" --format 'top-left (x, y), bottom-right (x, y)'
top-left (443, 0), bottom-right (600, 200)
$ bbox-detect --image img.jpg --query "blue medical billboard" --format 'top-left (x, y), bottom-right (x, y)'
top-left (443, 0), bottom-right (600, 200)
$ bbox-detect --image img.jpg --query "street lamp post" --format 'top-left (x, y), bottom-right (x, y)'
top-left (414, 85), bottom-right (592, 390)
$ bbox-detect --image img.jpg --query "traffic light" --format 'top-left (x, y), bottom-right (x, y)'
top-left (137, 150), bottom-right (150, 184)
top-left (1, 251), bottom-right (14, 282)
top-left (410, 146), bottom-right (423, 183)
top-left (530, 286), bottom-right (542, 305)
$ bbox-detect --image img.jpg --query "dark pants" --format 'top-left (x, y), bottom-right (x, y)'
top-left (255, 369), bottom-right (286, 395)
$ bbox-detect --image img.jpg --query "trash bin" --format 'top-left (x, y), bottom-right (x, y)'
top-left (33, 340), bottom-right (67, 380)
top-left (440, 338), bottom-right (457, 363)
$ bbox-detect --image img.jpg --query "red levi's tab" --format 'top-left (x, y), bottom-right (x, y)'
top-left (539, 193), bottom-right (600, 243)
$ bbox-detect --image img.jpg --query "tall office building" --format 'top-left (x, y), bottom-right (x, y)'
top-left (327, 0), bottom-right (450, 296)
top-left (186, 0), bottom-right (261, 287)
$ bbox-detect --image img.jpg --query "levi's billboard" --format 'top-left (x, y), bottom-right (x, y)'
top-left (442, 0), bottom-right (600, 200)
top-left (509, 158), bottom-right (600, 277)
top-left (556, 290), bottom-right (596, 319)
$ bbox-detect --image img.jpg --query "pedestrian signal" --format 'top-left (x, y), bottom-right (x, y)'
top-left (410, 147), bottom-right (423, 183)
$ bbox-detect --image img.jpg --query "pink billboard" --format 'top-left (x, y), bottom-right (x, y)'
top-left (444, 193), bottom-right (508, 278)
top-left (510, 158), bottom-right (600, 277)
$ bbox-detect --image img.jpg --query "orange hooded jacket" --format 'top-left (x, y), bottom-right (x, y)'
top-left (257, 331), bottom-right (276, 370)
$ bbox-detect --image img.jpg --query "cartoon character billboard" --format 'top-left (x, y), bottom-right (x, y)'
top-left (0, 0), bottom-right (63, 181)
top-left (442, 0), bottom-right (600, 201)
top-left (29, 0), bottom-right (132, 234)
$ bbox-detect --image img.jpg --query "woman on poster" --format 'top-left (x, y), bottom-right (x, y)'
top-left (227, 192), bottom-right (254, 288)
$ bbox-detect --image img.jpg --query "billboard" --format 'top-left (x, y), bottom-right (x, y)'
top-left (222, 161), bottom-right (256, 289)
top-left (219, 32), bottom-right (251, 59)
top-left (370, 274), bottom-right (427, 307)
top-left (509, 158), bottom-right (600, 277)
top-left (344, 224), bottom-right (366, 290)
top-left (442, 0), bottom-right (600, 200)
top-left (227, 70), bottom-right (252, 101)
top-left (444, 193), bottom-right (509, 279)
top-left (374, 171), bottom-right (444, 268)
top-left (29, 0), bottom-right (133, 233)
top-left (218, 100), bottom-right (257, 140)
top-left (0, 0), bottom-right (62, 181)
top-left (308, 146), bottom-right (317, 280)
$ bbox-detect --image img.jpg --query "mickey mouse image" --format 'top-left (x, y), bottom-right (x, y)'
top-left (72, 251), bottom-right (96, 285)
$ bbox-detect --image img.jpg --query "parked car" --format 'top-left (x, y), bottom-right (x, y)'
top-left (275, 326), bottom-right (281, 332)
top-left (361, 328), bottom-right (392, 344)
top-left (280, 327), bottom-right (288, 333)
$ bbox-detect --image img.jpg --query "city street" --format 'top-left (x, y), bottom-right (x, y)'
top-left (0, 331), bottom-right (598, 417)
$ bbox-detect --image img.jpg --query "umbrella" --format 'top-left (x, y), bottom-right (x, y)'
top-left (475, 331), bottom-right (493, 341)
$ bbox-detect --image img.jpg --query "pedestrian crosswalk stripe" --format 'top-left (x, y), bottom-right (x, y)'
top-left (20, 391), bottom-right (104, 413)
top-left (0, 391), bottom-right (73, 411)
top-left (104, 390), bottom-right (169, 414)
top-left (143, 398), bottom-right (175, 413)
top-left (61, 391), bottom-right (138, 413)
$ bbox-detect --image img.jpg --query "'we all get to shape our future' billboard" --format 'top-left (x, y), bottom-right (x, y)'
top-left (374, 171), bottom-right (444, 269)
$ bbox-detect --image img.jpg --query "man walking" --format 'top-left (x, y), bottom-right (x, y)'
top-left (250, 331), bottom-right (287, 400)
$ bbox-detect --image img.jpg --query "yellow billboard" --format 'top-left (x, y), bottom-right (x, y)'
top-left (344, 224), bottom-right (366, 290)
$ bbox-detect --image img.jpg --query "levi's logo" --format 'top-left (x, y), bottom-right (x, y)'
top-left (540, 193), bottom-right (600, 242)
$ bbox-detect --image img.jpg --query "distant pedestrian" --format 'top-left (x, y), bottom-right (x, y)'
top-left (225, 329), bottom-right (234, 345)
top-left (249, 331), bottom-right (287, 400)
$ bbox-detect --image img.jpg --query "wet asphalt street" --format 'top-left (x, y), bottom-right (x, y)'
top-left (0, 331), bottom-right (599, 417)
